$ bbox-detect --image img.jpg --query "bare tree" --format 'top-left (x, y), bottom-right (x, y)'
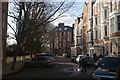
top-left (7, 0), bottom-right (74, 70)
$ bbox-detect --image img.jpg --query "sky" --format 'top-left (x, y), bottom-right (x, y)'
top-left (53, 2), bottom-right (85, 27)
top-left (7, 1), bottom-right (87, 45)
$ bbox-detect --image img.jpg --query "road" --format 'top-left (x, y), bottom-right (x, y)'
top-left (3, 56), bottom-right (95, 79)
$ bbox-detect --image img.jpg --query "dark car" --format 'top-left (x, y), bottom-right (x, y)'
top-left (70, 56), bottom-right (77, 62)
top-left (24, 56), bottom-right (57, 68)
top-left (93, 57), bottom-right (120, 80)
top-left (84, 56), bottom-right (94, 66)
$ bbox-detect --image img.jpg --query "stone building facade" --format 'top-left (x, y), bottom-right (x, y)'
top-left (82, 2), bottom-right (88, 54)
top-left (73, 17), bottom-right (83, 56)
top-left (74, 0), bottom-right (120, 57)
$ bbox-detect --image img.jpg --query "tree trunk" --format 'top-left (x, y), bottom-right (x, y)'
top-left (11, 55), bottom-right (17, 70)
top-left (30, 52), bottom-right (33, 58)
top-left (11, 45), bottom-right (20, 70)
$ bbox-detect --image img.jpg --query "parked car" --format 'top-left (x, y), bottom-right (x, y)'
top-left (46, 53), bottom-right (55, 57)
top-left (70, 56), bottom-right (77, 62)
top-left (94, 58), bottom-right (103, 69)
top-left (84, 56), bottom-right (94, 66)
top-left (24, 56), bottom-right (57, 68)
top-left (93, 57), bottom-right (120, 80)
top-left (76, 55), bottom-right (85, 63)
top-left (63, 53), bottom-right (71, 58)
top-left (34, 53), bottom-right (47, 57)
top-left (34, 53), bottom-right (55, 57)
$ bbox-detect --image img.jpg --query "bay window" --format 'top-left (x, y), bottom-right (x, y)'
top-left (117, 16), bottom-right (120, 30)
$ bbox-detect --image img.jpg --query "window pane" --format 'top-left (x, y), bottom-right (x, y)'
top-left (118, 16), bottom-right (120, 30)
top-left (56, 33), bottom-right (57, 36)
top-left (104, 9), bottom-right (107, 19)
top-left (105, 25), bottom-right (107, 36)
top-left (95, 17), bottom-right (97, 25)
top-left (64, 32), bottom-right (66, 36)
top-left (96, 30), bottom-right (98, 40)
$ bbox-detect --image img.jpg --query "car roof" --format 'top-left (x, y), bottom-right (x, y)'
top-left (37, 56), bottom-right (52, 58)
top-left (78, 55), bottom-right (84, 56)
top-left (103, 57), bottom-right (120, 59)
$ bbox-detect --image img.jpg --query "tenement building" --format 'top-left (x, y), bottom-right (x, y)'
top-left (88, 0), bottom-right (120, 57)
top-left (50, 23), bottom-right (73, 56)
top-left (73, 17), bottom-right (83, 56)
top-left (74, 0), bottom-right (120, 57)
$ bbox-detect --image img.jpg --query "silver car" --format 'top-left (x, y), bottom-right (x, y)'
top-left (24, 56), bottom-right (57, 68)
top-left (76, 55), bottom-right (85, 63)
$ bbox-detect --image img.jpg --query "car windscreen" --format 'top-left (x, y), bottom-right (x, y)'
top-left (100, 57), bottom-right (120, 68)
top-left (32, 57), bottom-right (48, 61)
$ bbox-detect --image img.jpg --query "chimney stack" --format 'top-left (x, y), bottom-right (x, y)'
top-left (58, 23), bottom-right (64, 27)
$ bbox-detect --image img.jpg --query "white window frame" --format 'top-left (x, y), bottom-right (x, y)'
top-left (110, 17), bottom-right (115, 33)
top-left (98, 29), bottom-right (101, 39)
top-left (103, 7), bottom-right (109, 20)
top-left (59, 28), bottom-right (62, 31)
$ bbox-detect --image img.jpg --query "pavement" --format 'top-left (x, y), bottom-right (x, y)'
top-left (2, 59), bottom-right (31, 77)
top-left (2, 62), bottom-right (23, 77)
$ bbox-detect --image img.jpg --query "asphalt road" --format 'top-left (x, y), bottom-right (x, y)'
top-left (3, 56), bottom-right (95, 79)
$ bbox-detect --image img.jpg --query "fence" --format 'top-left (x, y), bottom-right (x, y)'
top-left (6, 55), bottom-right (31, 63)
